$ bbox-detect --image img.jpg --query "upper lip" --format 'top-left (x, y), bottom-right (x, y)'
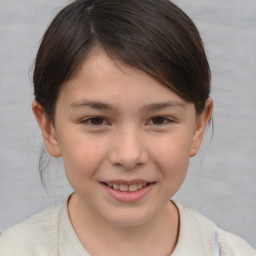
top-left (101, 179), bottom-right (155, 185)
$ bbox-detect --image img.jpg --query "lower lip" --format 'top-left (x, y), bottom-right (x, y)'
top-left (101, 183), bottom-right (154, 203)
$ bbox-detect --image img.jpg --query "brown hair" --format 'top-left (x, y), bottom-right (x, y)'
top-left (33, 0), bottom-right (211, 124)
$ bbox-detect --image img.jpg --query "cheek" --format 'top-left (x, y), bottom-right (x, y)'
top-left (59, 135), bottom-right (107, 187)
top-left (153, 130), bottom-right (193, 160)
top-left (151, 131), bottom-right (193, 179)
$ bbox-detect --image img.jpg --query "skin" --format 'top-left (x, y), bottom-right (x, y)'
top-left (33, 47), bottom-right (212, 256)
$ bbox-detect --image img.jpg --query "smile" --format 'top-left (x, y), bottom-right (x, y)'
top-left (101, 181), bottom-right (155, 203)
top-left (105, 182), bottom-right (148, 192)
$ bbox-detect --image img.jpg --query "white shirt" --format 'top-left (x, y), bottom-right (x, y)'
top-left (0, 198), bottom-right (255, 256)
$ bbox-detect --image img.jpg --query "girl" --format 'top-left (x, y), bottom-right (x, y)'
top-left (0, 0), bottom-right (255, 255)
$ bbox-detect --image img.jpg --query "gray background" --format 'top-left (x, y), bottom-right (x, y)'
top-left (0, 0), bottom-right (255, 248)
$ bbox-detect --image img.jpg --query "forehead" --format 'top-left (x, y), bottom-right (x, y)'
top-left (71, 47), bottom-right (159, 89)
top-left (59, 47), bottom-right (192, 111)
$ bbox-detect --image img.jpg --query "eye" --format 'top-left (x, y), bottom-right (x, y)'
top-left (81, 117), bottom-right (108, 126)
top-left (148, 116), bottom-right (173, 125)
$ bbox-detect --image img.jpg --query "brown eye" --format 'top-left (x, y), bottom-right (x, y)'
top-left (151, 117), bottom-right (166, 125)
top-left (148, 116), bottom-right (172, 125)
top-left (90, 117), bottom-right (104, 125)
top-left (82, 117), bottom-right (107, 126)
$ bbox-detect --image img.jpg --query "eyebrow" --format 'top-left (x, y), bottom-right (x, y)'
top-left (70, 100), bottom-right (186, 111)
top-left (142, 101), bottom-right (186, 112)
top-left (70, 100), bottom-right (114, 110)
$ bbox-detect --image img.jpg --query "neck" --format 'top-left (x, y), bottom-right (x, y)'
top-left (68, 193), bottom-right (179, 256)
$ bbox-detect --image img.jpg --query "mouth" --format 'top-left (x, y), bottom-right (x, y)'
top-left (100, 181), bottom-right (155, 202)
top-left (101, 182), bottom-right (152, 192)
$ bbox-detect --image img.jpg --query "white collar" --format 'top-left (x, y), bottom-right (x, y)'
top-left (58, 198), bottom-right (218, 256)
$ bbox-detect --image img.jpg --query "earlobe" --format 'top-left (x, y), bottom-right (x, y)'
top-left (32, 101), bottom-right (62, 158)
top-left (190, 98), bottom-right (213, 157)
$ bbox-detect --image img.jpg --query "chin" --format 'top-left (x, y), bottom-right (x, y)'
top-left (101, 207), bottom-right (158, 228)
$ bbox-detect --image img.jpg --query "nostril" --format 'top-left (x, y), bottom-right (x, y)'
top-left (108, 143), bottom-right (148, 170)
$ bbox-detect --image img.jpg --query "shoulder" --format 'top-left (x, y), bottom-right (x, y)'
top-left (174, 202), bottom-right (256, 256)
top-left (0, 203), bottom-right (63, 256)
top-left (217, 228), bottom-right (256, 256)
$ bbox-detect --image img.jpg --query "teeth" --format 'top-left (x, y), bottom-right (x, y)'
top-left (129, 184), bottom-right (138, 192)
top-left (119, 184), bottom-right (128, 192)
top-left (113, 184), bottom-right (119, 190)
top-left (108, 182), bottom-right (149, 192)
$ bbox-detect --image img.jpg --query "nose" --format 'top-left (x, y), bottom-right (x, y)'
top-left (108, 128), bottom-right (148, 170)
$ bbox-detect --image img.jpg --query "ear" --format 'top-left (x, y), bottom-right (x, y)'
top-left (32, 101), bottom-right (61, 158)
top-left (190, 98), bottom-right (213, 157)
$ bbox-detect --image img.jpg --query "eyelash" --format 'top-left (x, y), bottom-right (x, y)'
top-left (147, 116), bottom-right (173, 126)
top-left (80, 116), bottom-right (173, 127)
top-left (81, 117), bottom-right (109, 127)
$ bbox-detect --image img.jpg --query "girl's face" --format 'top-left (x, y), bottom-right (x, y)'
top-left (34, 47), bottom-right (212, 227)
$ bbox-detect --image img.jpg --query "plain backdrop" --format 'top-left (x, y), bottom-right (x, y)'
top-left (0, 0), bottom-right (256, 248)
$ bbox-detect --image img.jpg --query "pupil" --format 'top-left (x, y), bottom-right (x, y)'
top-left (92, 118), bottom-right (103, 125)
top-left (152, 117), bottom-right (164, 124)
